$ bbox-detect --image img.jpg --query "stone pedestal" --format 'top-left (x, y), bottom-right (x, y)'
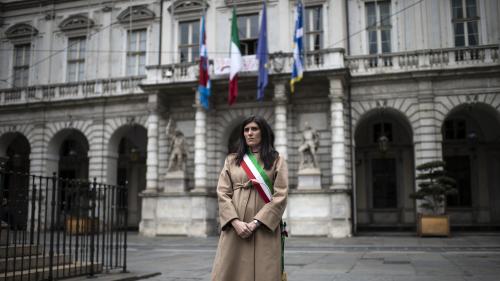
top-left (163, 171), bottom-right (187, 192)
top-left (139, 191), bottom-right (217, 237)
top-left (286, 190), bottom-right (352, 238)
top-left (297, 168), bottom-right (322, 190)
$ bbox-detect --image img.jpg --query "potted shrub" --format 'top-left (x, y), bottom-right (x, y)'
top-left (410, 160), bottom-right (457, 237)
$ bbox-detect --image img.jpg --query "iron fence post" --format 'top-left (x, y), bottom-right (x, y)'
top-left (122, 182), bottom-right (128, 273)
top-left (48, 172), bottom-right (57, 281)
top-left (88, 178), bottom-right (97, 278)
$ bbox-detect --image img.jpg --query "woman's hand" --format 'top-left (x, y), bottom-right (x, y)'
top-left (246, 220), bottom-right (259, 233)
top-left (231, 219), bottom-right (252, 239)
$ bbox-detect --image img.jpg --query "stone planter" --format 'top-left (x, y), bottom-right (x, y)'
top-left (417, 214), bottom-right (450, 237)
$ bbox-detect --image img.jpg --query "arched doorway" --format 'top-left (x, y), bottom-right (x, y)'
top-left (56, 130), bottom-right (89, 228)
top-left (108, 124), bottom-right (147, 229)
top-left (0, 133), bottom-right (31, 229)
top-left (354, 108), bottom-right (415, 231)
top-left (442, 103), bottom-right (500, 226)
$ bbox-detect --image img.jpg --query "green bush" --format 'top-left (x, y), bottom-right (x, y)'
top-left (410, 160), bottom-right (457, 215)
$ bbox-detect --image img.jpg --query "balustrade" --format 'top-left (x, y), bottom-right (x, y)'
top-left (0, 76), bottom-right (145, 106)
top-left (347, 45), bottom-right (498, 75)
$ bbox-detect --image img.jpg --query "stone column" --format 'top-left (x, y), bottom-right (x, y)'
top-left (273, 80), bottom-right (288, 159)
top-left (414, 81), bottom-right (442, 215)
top-left (328, 77), bottom-right (352, 237)
top-left (329, 77), bottom-right (347, 190)
top-left (192, 91), bottom-right (208, 192)
top-left (414, 81), bottom-right (442, 167)
top-left (145, 93), bottom-right (159, 192)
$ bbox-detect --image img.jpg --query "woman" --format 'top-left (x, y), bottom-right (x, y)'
top-left (211, 116), bottom-right (288, 281)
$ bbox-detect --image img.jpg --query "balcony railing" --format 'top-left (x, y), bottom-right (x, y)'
top-left (0, 76), bottom-right (145, 106)
top-left (346, 44), bottom-right (499, 76)
top-left (143, 48), bottom-right (346, 86)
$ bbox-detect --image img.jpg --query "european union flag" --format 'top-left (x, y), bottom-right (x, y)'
top-left (256, 1), bottom-right (268, 101)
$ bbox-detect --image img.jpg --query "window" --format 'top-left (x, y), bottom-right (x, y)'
top-left (237, 14), bottom-right (258, 56)
top-left (373, 122), bottom-right (393, 143)
top-left (178, 21), bottom-right (200, 63)
top-left (67, 37), bottom-right (86, 82)
top-left (452, 0), bottom-right (479, 47)
top-left (13, 44), bottom-right (30, 87)
top-left (127, 29), bottom-right (147, 75)
top-left (372, 158), bottom-right (397, 208)
top-left (304, 6), bottom-right (323, 52)
top-left (366, 1), bottom-right (391, 54)
top-left (444, 119), bottom-right (466, 140)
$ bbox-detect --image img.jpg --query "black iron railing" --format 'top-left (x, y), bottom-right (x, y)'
top-left (0, 168), bottom-right (128, 281)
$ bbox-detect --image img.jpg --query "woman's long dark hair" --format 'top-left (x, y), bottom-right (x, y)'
top-left (234, 115), bottom-right (278, 170)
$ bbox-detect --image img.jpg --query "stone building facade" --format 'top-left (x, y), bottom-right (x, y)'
top-left (0, 0), bottom-right (499, 237)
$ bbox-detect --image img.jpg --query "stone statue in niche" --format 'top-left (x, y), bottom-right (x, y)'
top-left (298, 122), bottom-right (320, 170)
top-left (164, 120), bottom-right (188, 193)
top-left (167, 130), bottom-right (187, 172)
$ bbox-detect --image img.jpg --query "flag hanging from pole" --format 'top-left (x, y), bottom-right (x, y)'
top-left (228, 7), bottom-right (242, 105)
top-left (290, 1), bottom-right (304, 93)
top-left (198, 15), bottom-right (211, 109)
top-left (256, 1), bottom-right (268, 101)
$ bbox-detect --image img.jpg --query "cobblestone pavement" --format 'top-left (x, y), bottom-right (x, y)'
top-left (68, 232), bottom-right (500, 281)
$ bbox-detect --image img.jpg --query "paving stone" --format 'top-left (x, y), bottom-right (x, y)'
top-left (63, 233), bottom-right (500, 281)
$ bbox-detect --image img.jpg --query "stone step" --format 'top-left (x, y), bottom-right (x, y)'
top-left (0, 262), bottom-right (102, 281)
top-left (0, 245), bottom-right (41, 259)
top-left (0, 254), bottom-right (72, 273)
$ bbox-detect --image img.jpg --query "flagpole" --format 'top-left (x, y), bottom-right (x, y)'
top-left (299, 0), bottom-right (306, 71)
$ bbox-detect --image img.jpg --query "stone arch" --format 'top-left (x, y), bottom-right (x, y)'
top-left (351, 98), bottom-right (419, 139)
top-left (44, 120), bottom-right (93, 153)
top-left (45, 124), bottom-right (90, 177)
top-left (0, 124), bottom-right (35, 156)
top-left (108, 123), bottom-right (148, 155)
top-left (100, 116), bottom-right (148, 182)
top-left (0, 132), bottom-right (31, 173)
top-left (103, 116), bottom-right (148, 147)
top-left (435, 93), bottom-right (500, 132)
top-left (352, 102), bottom-right (415, 143)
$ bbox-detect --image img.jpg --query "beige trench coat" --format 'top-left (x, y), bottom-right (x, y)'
top-left (211, 153), bottom-right (288, 281)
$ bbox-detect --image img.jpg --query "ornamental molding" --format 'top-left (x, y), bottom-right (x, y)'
top-left (4, 23), bottom-right (38, 40)
top-left (288, 0), bottom-right (326, 5)
top-left (225, 0), bottom-right (265, 7)
top-left (59, 14), bottom-right (95, 32)
top-left (117, 5), bottom-right (155, 26)
top-left (168, 0), bottom-right (209, 15)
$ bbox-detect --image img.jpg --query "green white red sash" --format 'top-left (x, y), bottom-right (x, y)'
top-left (240, 151), bottom-right (273, 203)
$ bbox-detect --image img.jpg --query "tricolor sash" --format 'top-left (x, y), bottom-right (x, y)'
top-left (240, 151), bottom-right (273, 203)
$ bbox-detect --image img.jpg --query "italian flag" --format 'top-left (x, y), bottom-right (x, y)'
top-left (228, 7), bottom-right (242, 105)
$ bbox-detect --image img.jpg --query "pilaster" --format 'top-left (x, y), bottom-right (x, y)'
top-left (273, 80), bottom-right (288, 159)
top-left (145, 93), bottom-right (159, 192)
top-left (192, 91), bottom-right (208, 192)
top-left (328, 77), bottom-right (347, 190)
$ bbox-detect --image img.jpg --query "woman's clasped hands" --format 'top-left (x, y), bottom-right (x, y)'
top-left (231, 219), bottom-right (259, 239)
